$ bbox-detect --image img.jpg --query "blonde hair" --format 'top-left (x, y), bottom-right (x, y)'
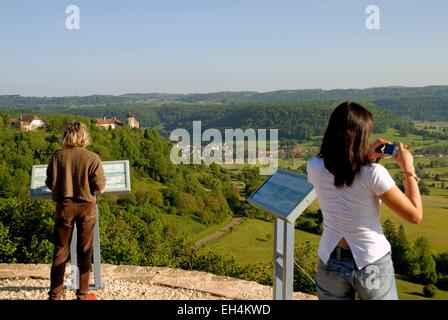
top-left (62, 122), bottom-right (91, 147)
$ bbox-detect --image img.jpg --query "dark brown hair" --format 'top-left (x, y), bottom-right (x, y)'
top-left (319, 101), bottom-right (374, 187)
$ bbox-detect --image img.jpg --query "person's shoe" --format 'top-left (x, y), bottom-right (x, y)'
top-left (86, 292), bottom-right (96, 300)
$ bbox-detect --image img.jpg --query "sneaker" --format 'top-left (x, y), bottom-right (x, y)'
top-left (86, 293), bottom-right (96, 300)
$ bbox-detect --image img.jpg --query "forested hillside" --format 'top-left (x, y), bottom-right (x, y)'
top-left (0, 114), bottom-right (244, 269)
top-left (1, 85), bottom-right (447, 121)
top-left (0, 100), bottom-right (408, 140)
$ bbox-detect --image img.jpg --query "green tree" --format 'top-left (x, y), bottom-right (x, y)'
top-left (434, 252), bottom-right (448, 275)
top-left (423, 284), bottom-right (437, 298)
top-left (294, 241), bottom-right (318, 294)
top-left (412, 237), bottom-right (437, 284)
top-left (0, 222), bottom-right (16, 262)
top-left (383, 219), bottom-right (399, 248)
top-left (393, 225), bottom-right (412, 274)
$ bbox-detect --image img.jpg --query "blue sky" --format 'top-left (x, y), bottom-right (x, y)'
top-left (1, 0), bottom-right (447, 96)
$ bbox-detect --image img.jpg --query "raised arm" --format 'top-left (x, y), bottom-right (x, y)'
top-left (379, 143), bottom-right (422, 224)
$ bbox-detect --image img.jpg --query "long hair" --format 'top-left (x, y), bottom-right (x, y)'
top-left (319, 102), bottom-right (374, 187)
top-left (62, 121), bottom-right (91, 147)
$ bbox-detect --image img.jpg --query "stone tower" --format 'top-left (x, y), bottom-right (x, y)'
top-left (127, 112), bottom-right (140, 129)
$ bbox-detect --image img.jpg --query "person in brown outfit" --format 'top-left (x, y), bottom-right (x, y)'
top-left (46, 122), bottom-right (106, 300)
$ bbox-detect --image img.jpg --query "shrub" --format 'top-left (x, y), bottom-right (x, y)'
top-left (436, 275), bottom-right (448, 291)
top-left (294, 241), bottom-right (318, 294)
top-left (423, 284), bottom-right (437, 298)
top-left (0, 222), bottom-right (16, 262)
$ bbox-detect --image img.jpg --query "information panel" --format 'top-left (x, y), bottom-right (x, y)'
top-left (247, 168), bottom-right (316, 223)
top-left (29, 160), bottom-right (131, 200)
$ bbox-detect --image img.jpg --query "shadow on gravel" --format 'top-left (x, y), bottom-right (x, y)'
top-left (0, 286), bottom-right (47, 292)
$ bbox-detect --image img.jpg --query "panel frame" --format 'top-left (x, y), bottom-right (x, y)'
top-left (247, 168), bottom-right (316, 224)
top-left (29, 160), bottom-right (131, 200)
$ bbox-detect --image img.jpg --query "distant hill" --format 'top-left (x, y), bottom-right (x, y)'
top-left (0, 100), bottom-right (403, 140)
top-left (1, 86), bottom-right (447, 121)
top-left (151, 101), bottom-right (402, 140)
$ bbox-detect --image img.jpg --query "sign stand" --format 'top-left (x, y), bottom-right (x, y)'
top-left (273, 218), bottom-right (294, 300)
top-left (68, 203), bottom-right (103, 289)
top-left (30, 160), bottom-right (131, 291)
top-left (247, 168), bottom-right (316, 300)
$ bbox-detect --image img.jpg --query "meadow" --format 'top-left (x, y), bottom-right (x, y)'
top-left (201, 218), bottom-right (448, 300)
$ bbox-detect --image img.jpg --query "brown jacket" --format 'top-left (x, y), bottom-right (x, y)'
top-left (45, 147), bottom-right (106, 203)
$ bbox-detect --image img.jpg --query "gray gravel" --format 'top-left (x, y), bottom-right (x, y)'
top-left (0, 278), bottom-right (226, 300)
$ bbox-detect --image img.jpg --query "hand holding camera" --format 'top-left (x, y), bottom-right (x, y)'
top-left (375, 143), bottom-right (398, 157)
top-left (394, 142), bottom-right (415, 173)
top-left (371, 139), bottom-right (415, 173)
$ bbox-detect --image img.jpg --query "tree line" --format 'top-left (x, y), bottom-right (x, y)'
top-left (383, 219), bottom-right (448, 296)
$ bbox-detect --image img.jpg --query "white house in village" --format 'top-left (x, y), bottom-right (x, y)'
top-left (95, 117), bottom-right (123, 129)
top-left (11, 115), bottom-right (45, 131)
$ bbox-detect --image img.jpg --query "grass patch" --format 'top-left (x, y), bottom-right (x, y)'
top-left (202, 218), bottom-right (320, 265)
top-left (381, 195), bottom-right (448, 253)
top-left (158, 213), bottom-right (234, 242)
top-left (371, 128), bottom-right (448, 153)
top-left (396, 275), bottom-right (448, 300)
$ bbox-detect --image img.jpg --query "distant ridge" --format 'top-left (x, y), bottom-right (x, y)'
top-left (1, 85), bottom-right (447, 122)
top-left (2, 85), bottom-right (448, 100)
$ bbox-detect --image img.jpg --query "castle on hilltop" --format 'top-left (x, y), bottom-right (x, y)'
top-left (94, 113), bottom-right (139, 129)
top-left (126, 112), bottom-right (139, 129)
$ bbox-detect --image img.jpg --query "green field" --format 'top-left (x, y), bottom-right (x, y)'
top-left (371, 128), bottom-right (442, 152)
top-left (202, 218), bottom-right (320, 266)
top-left (158, 213), bottom-right (234, 242)
top-left (413, 121), bottom-right (448, 135)
top-left (381, 195), bottom-right (448, 253)
top-left (201, 218), bottom-right (448, 299)
top-left (396, 276), bottom-right (448, 300)
top-left (205, 124), bottom-right (448, 298)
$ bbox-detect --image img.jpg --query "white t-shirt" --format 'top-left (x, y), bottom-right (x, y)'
top-left (307, 156), bottom-right (396, 269)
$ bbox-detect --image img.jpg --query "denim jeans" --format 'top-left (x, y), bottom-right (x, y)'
top-left (316, 251), bottom-right (398, 300)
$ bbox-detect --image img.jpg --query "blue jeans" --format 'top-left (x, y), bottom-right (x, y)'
top-left (316, 252), bottom-right (398, 300)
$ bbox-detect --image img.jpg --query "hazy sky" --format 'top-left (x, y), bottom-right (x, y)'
top-left (1, 0), bottom-right (447, 96)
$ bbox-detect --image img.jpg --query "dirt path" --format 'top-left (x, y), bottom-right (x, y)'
top-left (195, 217), bottom-right (242, 247)
top-left (195, 178), bottom-right (247, 247)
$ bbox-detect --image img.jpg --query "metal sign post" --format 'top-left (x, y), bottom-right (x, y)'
top-left (273, 217), bottom-right (295, 300)
top-left (30, 160), bottom-right (131, 291)
top-left (247, 168), bottom-right (316, 300)
top-left (68, 204), bottom-right (103, 289)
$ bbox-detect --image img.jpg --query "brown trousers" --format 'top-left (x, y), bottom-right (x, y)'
top-left (49, 199), bottom-right (96, 300)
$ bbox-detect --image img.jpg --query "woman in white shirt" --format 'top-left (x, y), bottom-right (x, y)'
top-left (307, 101), bottom-right (422, 300)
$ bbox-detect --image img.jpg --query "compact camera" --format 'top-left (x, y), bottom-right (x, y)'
top-left (375, 143), bottom-right (398, 157)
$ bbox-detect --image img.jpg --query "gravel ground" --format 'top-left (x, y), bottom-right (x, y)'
top-left (0, 264), bottom-right (317, 300)
top-left (0, 278), bottom-right (226, 300)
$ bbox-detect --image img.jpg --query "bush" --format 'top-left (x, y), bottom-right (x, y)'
top-left (436, 275), bottom-right (448, 291)
top-left (423, 284), bottom-right (437, 298)
top-left (296, 209), bottom-right (323, 235)
top-left (178, 249), bottom-right (243, 278)
top-left (294, 241), bottom-right (318, 294)
top-left (0, 222), bottom-right (16, 262)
